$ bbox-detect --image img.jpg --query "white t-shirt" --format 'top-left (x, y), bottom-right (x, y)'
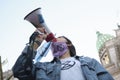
top-left (60, 57), bottom-right (85, 80)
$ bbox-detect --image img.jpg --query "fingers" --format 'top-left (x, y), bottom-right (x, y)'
top-left (36, 27), bottom-right (46, 34)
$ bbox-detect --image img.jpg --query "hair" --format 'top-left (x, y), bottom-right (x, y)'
top-left (61, 36), bottom-right (76, 57)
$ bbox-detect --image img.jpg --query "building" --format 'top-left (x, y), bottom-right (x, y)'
top-left (96, 26), bottom-right (120, 80)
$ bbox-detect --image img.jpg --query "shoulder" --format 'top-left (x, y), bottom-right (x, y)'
top-left (76, 56), bottom-right (99, 65)
top-left (77, 56), bottom-right (93, 62)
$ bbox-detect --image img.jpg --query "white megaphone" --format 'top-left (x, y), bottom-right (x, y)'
top-left (24, 8), bottom-right (55, 42)
top-left (24, 8), bottom-right (55, 63)
top-left (24, 8), bottom-right (51, 34)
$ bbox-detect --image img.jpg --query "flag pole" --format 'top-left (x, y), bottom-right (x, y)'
top-left (0, 56), bottom-right (3, 80)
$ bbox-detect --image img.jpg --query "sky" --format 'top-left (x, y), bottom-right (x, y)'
top-left (0, 0), bottom-right (120, 72)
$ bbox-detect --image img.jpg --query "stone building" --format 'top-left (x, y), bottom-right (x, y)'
top-left (96, 26), bottom-right (120, 80)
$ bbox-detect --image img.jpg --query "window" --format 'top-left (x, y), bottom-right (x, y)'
top-left (102, 53), bottom-right (110, 65)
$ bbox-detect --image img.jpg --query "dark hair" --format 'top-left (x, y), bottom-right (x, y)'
top-left (62, 36), bottom-right (76, 57)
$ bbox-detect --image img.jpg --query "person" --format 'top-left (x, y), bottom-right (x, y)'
top-left (12, 28), bottom-right (46, 80)
top-left (33, 34), bottom-right (114, 80)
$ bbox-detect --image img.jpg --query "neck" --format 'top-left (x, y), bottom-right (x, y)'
top-left (59, 51), bottom-right (71, 59)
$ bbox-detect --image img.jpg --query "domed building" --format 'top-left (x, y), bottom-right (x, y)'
top-left (96, 26), bottom-right (120, 80)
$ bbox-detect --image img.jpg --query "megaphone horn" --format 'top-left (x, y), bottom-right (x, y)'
top-left (24, 8), bottom-right (51, 34)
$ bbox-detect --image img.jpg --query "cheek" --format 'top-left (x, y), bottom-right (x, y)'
top-left (51, 46), bottom-right (58, 53)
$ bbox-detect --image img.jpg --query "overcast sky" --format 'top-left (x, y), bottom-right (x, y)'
top-left (0, 0), bottom-right (120, 72)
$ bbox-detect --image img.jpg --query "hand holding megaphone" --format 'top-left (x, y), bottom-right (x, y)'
top-left (36, 27), bottom-right (55, 42)
top-left (24, 8), bottom-right (55, 42)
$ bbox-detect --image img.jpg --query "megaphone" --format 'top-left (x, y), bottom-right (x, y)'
top-left (24, 8), bottom-right (55, 42)
top-left (24, 8), bottom-right (51, 34)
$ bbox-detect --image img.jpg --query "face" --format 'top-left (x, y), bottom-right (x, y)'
top-left (51, 36), bottom-right (69, 58)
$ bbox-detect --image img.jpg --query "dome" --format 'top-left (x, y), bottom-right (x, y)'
top-left (96, 31), bottom-right (114, 51)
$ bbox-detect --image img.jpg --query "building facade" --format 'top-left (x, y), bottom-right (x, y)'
top-left (96, 27), bottom-right (120, 80)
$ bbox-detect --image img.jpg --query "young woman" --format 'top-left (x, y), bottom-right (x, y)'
top-left (34, 36), bottom-right (114, 80)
